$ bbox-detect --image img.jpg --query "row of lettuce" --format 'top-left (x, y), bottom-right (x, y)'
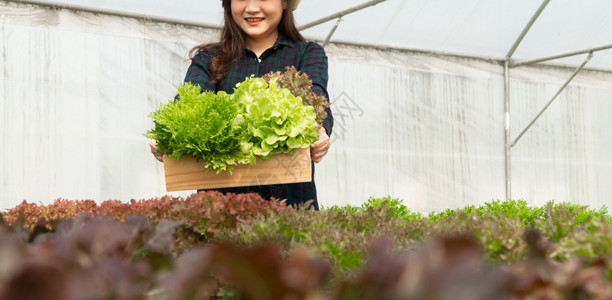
top-left (1, 193), bottom-right (611, 299)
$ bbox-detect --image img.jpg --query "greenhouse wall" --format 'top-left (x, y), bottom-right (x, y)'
top-left (1, 2), bottom-right (610, 212)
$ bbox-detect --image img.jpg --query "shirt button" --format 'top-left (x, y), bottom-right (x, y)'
top-left (257, 58), bottom-right (261, 63)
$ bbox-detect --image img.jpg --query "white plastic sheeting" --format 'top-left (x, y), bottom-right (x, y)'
top-left (1, 2), bottom-right (208, 207)
top-left (46, 0), bottom-right (612, 71)
top-left (1, 2), bottom-right (611, 212)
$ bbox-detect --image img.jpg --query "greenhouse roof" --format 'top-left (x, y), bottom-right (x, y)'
top-left (19, 0), bottom-right (612, 70)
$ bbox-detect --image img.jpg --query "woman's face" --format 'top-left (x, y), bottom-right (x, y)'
top-left (231, 0), bottom-right (287, 43)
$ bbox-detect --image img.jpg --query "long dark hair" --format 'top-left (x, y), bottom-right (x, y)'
top-left (190, 0), bottom-right (305, 84)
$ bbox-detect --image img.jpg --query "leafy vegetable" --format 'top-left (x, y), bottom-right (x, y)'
top-left (145, 71), bottom-right (320, 172)
top-left (5, 197), bottom-right (612, 299)
top-left (262, 66), bottom-right (329, 124)
top-left (145, 83), bottom-right (249, 172)
top-left (235, 76), bottom-right (318, 159)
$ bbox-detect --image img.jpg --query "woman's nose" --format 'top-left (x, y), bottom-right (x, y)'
top-left (245, 0), bottom-right (261, 13)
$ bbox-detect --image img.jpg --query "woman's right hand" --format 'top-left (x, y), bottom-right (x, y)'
top-left (149, 139), bottom-right (164, 162)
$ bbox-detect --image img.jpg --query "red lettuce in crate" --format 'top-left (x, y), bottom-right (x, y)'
top-left (262, 66), bottom-right (329, 125)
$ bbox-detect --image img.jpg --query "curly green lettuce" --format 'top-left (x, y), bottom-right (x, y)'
top-left (145, 72), bottom-right (319, 173)
top-left (145, 83), bottom-right (250, 173)
top-left (234, 76), bottom-right (319, 159)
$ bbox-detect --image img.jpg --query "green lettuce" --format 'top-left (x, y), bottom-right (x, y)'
top-left (146, 73), bottom-right (319, 173)
top-left (236, 77), bottom-right (318, 159)
top-left (145, 83), bottom-right (250, 172)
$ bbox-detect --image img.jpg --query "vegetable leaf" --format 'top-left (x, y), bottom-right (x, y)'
top-left (146, 71), bottom-right (319, 173)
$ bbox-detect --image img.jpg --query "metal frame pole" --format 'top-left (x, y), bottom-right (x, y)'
top-left (504, 59), bottom-right (511, 201)
top-left (503, 0), bottom-right (550, 201)
top-left (510, 53), bottom-right (593, 148)
top-left (511, 44), bottom-right (612, 68)
top-left (298, 0), bottom-right (388, 31)
top-left (6, 0), bottom-right (222, 29)
top-left (323, 17), bottom-right (343, 47)
top-left (506, 0), bottom-right (551, 59)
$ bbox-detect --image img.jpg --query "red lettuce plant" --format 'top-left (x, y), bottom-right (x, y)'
top-left (263, 66), bottom-right (329, 125)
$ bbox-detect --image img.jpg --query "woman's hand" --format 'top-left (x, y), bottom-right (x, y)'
top-left (311, 126), bottom-right (330, 163)
top-left (149, 139), bottom-right (164, 162)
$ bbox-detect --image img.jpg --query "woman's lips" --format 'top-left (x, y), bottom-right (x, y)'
top-left (245, 17), bottom-right (264, 26)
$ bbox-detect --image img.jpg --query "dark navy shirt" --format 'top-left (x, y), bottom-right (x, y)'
top-left (183, 34), bottom-right (334, 209)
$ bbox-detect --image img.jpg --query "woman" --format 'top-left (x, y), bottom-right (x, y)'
top-left (151, 0), bottom-right (333, 210)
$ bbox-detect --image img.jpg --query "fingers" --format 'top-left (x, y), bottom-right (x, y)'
top-left (149, 139), bottom-right (164, 162)
top-left (312, 147), bottom-right (329, 163)
top-left (310, 127), bottom-right (330, 163)
top-left (318, 126), bottom-right (327, 137)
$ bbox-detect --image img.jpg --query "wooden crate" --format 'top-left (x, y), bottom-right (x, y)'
top-left (163, 147), bottom-right (312, 191)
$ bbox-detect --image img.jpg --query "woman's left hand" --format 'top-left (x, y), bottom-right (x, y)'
top-left (311, 126), bottom-right (330, 163)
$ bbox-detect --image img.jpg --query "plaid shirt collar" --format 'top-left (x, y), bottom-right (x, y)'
top-left (244, 33), bottom-right (296, 57)
top-left (276, 33), bottom-right (297, 48)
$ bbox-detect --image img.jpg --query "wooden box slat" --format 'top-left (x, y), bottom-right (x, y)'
top-left (163, 147), bottom-right (312, 191)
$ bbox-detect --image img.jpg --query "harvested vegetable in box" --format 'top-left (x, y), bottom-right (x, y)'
top-left (146, 68), bottom-right (326, 173)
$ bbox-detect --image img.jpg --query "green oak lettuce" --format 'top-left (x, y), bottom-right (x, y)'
top-left (145, 83), bottom-right (250, 172)
top-left (236, 76), bottom-right (318, 159)
top-left (146, 75), bottom-right (319, 173)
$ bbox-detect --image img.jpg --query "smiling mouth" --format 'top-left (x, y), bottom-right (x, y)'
top-left (245, 17), bottom-right (264, 24)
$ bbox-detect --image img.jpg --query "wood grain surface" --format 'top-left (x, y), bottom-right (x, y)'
top-left (163, 148), bottom-right (312, 191)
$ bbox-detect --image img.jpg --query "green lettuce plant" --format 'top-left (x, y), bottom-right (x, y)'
top-left (146, 83), bottom-right (249, 172)
top-left (234, 76), bottom-right (318, 159)
top-left (145, 69), bottom-right (321, 173)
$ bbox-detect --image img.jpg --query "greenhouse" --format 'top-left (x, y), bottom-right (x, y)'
top-left (1, 0), bottom-right (611, 212)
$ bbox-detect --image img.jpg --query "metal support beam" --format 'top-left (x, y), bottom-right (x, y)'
top-left (504, 59), bottom-right (511, 201)
top-left (298, 0), bottom-right (388, 31)
top-left (506, 0), bottom-right (550, 59)
top-left (5, 0), bottom-right (222, 29)
top-left (322, 17), bottom-right (343, 47)
top-left (510, 52), bottom-right (593, 148)
top-left (503, 0), bottom-right (549, 201)
top-left (511, 44), bottom-right (612, 68)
